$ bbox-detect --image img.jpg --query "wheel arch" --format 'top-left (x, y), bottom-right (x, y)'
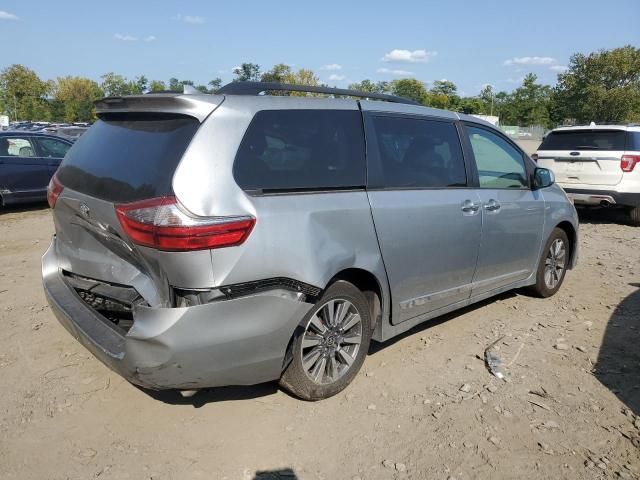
top-left (325, 268), bottom-right (386, 332)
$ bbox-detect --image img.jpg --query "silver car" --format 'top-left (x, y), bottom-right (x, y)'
top-left (42, 82), bottom-right (578, 400)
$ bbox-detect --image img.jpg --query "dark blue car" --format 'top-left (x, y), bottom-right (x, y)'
top-left (0, 132), bottom-right (73, 206)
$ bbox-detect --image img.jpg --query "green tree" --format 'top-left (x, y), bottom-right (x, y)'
top-left (233, 63), bottom-right (261, 82)
top-left (51, 76), bottom-right (103, 122)
top-left (133, 75), bottom-right (148, 94)
top-left (348, 79), bottom-right (390, 94)
top-left (389, 78), bottom-right (429, 105)
top-left (0, 64), bottom-right (52, 121)
top-left (553, 45), bottom-right (640, 123)
top-left (431, 80), bottom-right (457, 97)
top-left (261, 64), bottom-right (292, 83)
top-left (508, 73), bottom-right (552, 126)
top-left (101, 73), bottom-right (150, 96)
top-left (208, 78), bottom-right (222, 91)
top-left (167, 77), bottom-right (196, 92)
top-left (100, 72), bottom-right (132, 96)
top-left (282, 68), bottom-right (320, 96)
top-left (457, 97), bottom-right (484, 114)
top-left (148, 80), bottom-right (167, 92)
top-left (428, 81), bottom-right (459, 110)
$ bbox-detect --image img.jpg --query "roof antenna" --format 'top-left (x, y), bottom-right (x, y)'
top-left (183, 84), bottom-right (198, 95)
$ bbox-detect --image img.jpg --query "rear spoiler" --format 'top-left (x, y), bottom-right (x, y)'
top-left (94, 93), bottom-right (224, 123)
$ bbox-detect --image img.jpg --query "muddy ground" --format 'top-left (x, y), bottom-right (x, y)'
top-left (0, 204), bottom-right (638, 480)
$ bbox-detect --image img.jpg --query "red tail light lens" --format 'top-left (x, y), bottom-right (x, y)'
top-left (47, 174), bottom-right (64, 208)
top-left (115, 197), bottom-right (255, 252)
top-left (621, 155), bottom-right (640, 172)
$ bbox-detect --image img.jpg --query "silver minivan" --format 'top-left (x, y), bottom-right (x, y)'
top-left (42, 82), bottom-right (578, 400)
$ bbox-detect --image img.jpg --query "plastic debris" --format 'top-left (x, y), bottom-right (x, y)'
top-left (484, 336), bottom-right (505, 379)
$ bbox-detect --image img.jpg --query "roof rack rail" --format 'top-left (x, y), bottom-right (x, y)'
top-left (217, 81), bottom-right (419, 105)
top-left (558, 122), bottom-right (628, 127)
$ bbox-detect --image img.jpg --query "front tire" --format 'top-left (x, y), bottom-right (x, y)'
top-left (529, 228), bottom-right (570, 298)
top-left (279, 280), bottom-right (372, 401)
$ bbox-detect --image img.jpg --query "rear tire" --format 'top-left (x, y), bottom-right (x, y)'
top-left (528, 228), bottom-right (570, 298)
top-left (279, 280), bottom-right (372, 401)
top-left (629, 206), bottom-right (640, 226)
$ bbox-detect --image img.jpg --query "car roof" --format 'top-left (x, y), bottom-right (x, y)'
top-left (0, 131), bottom-right (74, 142)
top-left (551, 124), bottom-right (640, 132)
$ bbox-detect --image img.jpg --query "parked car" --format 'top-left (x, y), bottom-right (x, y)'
top-left (42, 82), bottom-right (579, 400)
top-left (535, 124), bottom-right (640, 225)
top-left (43, 126), bottom-right (88, 140)
top-left (0, 132), bottom-right (73, 206)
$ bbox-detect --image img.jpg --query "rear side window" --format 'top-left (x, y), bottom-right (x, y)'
top-left (34, 137), bottom-right (71, 158)
top-left (539, 130), bottom-right (626, 150)
top-left (371, 116), bottom-right (466, 188)
top-left (234, 110), bottom-right (365, 191)
top-left (627, 131), bottom-right (640, 151)
top-left (56, 113), bottom-right (199, 203)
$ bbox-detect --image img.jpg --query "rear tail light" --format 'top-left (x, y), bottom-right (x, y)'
top-left (531, 153), bottom-right (538, 162)
top-left (115, 196), bottom-right (255, 252)
top-left (47, 173), bottom-right (64, 208)
top-left (621, 154), bottom-right (640, 172)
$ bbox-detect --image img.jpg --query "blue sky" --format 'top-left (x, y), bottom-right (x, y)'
top-left (1, 0), bottom-right (638, 96)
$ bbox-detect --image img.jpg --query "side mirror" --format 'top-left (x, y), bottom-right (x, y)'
top-left (534, 167), bottom-right (555, 189)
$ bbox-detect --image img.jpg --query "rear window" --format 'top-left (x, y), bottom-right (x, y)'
top-left (56, 113), bottom-right (199, 203)
top-left (539, 130), bottom-right (626, 151)
top-left (234, 110), bottom-right (365, 192)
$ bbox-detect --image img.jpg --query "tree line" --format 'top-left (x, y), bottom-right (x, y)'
top-left (0, 45), bottom-right (638, 127)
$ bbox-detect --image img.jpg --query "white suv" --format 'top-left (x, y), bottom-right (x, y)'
top-left (535, 124), bottom-right (640, 225)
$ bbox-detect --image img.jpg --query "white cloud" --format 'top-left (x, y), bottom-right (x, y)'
top-left (550, 65), bottom-right (568, 73)
top-left (504, 56), bottom-right (556, 66)
top-left (377, 68), bottom-right (414, 77)
top-left (175, 14), bottom-right (205, 24)
top-left (322, 64), bottom-right (342, 71)
top-left (328, 74), bottom-right (345, 81)
top-left (144, 35), bottom-right (157, 42)
top-left (0, 10), bottom-right (18, 20)
top-left (114, 33), bottom-right (138, 41)
top-left (382, 49), bottom-right (436, 63)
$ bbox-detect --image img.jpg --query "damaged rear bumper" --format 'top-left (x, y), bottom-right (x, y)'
top-left (42, 238), bottom-right (313, 390)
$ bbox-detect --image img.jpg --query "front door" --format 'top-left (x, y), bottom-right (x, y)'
top-left (463, 124), bottom-right (545, 296)
top-left (366, 114), bottom-right (482, 324)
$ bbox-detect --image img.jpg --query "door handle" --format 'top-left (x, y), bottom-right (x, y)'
top-left (461, 199), bottom-right (481, 213)
top-left (484, 199), bottom-right (501, 211)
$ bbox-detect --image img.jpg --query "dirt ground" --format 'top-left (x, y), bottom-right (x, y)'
top-left (0, 204), bottom-right (639, 480)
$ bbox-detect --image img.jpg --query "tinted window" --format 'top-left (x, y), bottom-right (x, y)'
top-left (627, 131), bottom-right (640, 151)
top-left (234, 110), bottom-right (365, 191)
top-left (56, 114), bottom-right (199, 202)
top-left (34, 137), bottom-right (71, 158)
top-left (0, 137), bottom-right (36, 157)
top-left (467, 126), bottom-right (528, 189)
top-left (372, 116), bottom-right (466, 188)
top-left (539, 130), bottom-right (626, 150)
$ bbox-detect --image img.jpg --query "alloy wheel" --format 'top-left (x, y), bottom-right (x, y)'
top-left (544, 238), bottom-right (566, 290)
top-left (300, 298), bottom-right (363, 385)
